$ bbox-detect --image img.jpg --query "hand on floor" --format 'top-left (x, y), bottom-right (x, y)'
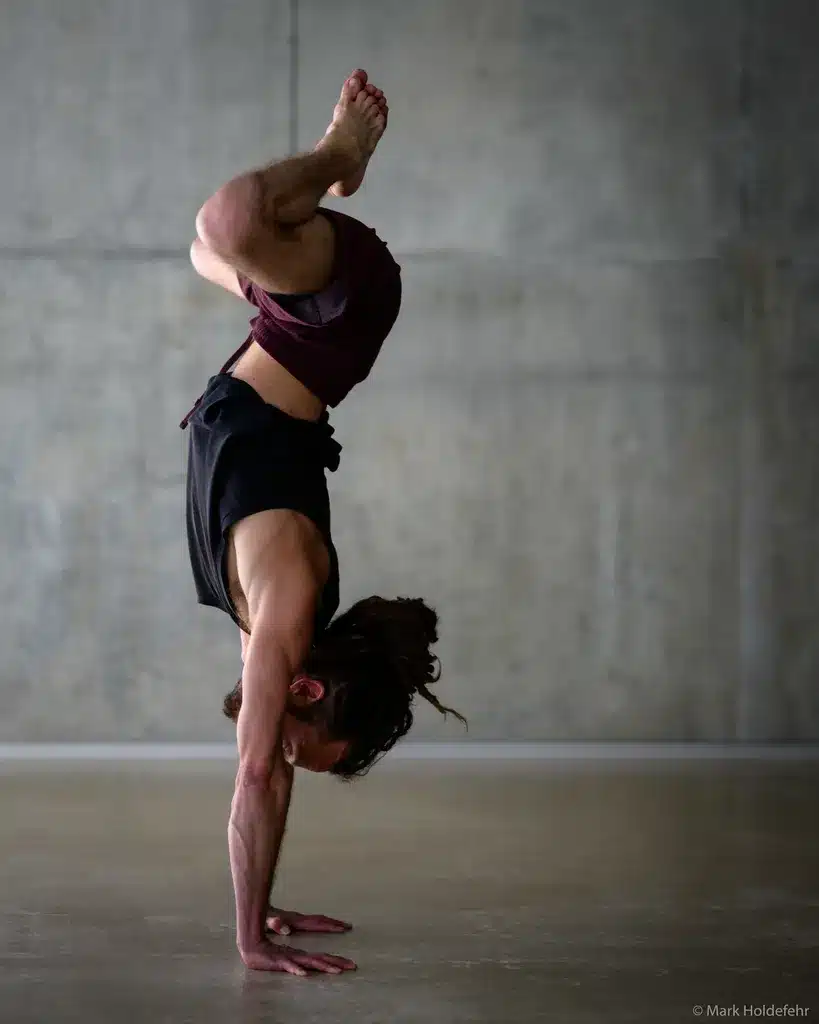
top-left (241, 937), bottom-right (356, 976)
top-left (266, 906), bottom-right (353, 936)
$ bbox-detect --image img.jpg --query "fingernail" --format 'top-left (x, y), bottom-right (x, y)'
top-left (281, 926), bottom-right (290, 935)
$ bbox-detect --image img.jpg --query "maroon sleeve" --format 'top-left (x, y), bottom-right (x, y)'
top-left (236, 272), bottom-right (259, 307)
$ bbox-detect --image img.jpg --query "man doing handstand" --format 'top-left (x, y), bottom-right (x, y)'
top-left (181, 69), bottom-right (464, 976)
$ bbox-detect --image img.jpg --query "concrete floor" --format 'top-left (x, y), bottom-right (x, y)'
top-left (0, 759), bottom-right (817, 1023)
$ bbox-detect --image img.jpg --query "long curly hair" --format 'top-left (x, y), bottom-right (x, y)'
top-left (222, 596), bottom-right (467, 778)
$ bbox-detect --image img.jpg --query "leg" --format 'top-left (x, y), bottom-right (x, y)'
top-left (196, 70), bottom-right (388, 296)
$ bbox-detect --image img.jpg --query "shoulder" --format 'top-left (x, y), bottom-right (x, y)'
top-left (231, 508), bottom-right (327, 563)
top-left (231, 509), bottom-right (329, 625)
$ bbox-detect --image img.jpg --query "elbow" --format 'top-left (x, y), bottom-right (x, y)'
top-left (196, 174), bottom-right (262, 262)
top-left (237, 756), bottom-right (278, 790)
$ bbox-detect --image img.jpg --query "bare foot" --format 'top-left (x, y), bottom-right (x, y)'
top-left (319, 69), bottom-right (388, 198)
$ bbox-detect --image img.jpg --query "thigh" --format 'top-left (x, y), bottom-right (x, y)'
top-left (239, 211), bottom-right (337, 296)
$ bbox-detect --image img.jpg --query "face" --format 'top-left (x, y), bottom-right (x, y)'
top-left (280, 676), bottom-right (350, 773)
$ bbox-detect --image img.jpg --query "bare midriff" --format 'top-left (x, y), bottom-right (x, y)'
top-left (229, 342), bottom-right (325, 423)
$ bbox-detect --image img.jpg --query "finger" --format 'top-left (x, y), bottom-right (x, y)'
top-left (279, 947), bottom-right (355, 971)
top-left (291, 954), bottom-right (342, 975)
top-left (310, 914), bottom-right (353, 928)
top-left (318, 916), bottom-right (353, 930)
top-left (278, 958), bottom-right (308, 977)
top-left (300, 918), bottom-right (350, 933)
top-left (277, 913), bottom-right (352, 932)
top-left (320, 953), bottom-right (357, 970)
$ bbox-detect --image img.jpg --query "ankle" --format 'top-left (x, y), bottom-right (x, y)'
top-left (315, 133), bottom-right (360, 179)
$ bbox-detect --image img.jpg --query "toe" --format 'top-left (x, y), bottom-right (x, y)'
top-left (346, 69), bottom-right (367, 98)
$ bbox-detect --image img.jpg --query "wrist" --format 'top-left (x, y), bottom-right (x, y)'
top-left (236, 911), bottom-right (268, 952)
top-left (237, 931), bottom-right (265, 954)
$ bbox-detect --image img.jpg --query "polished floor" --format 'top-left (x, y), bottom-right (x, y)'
top-left (1, 757), bottom-right (817, 1023)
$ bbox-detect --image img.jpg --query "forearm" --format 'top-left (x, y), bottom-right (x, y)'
top-left (229, 760), bottom-right (293, 951)
top-left (266, 758), bottom-right (294, 907)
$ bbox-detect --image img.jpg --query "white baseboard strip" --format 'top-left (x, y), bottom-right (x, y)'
top-left (0, 742), bottom-right (817, 761)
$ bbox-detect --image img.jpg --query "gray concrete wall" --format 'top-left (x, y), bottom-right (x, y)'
top-left (1, 0), bottom-right (817, 741)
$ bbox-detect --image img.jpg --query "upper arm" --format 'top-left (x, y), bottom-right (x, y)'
top-left (190, 237), bottom-right (248, 301)
top-left (233, 516), bottom-right (322, 774)
top-left (237, 623), bottom-right (299, 776)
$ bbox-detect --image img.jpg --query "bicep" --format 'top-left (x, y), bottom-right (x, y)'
top-left (190, 237), bottom-right (249, 301)
top-left (236, 629), bottom-right (292, 772)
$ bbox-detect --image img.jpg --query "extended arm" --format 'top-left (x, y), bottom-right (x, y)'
top-left (228, 519), bottom-right (317, 959)
top-left (226, 516), bottom-right (353, 975)
top-left (235, 625), bottom-right (350, 942)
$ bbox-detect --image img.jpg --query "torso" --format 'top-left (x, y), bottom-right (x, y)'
top-left (225, 341), bottom-right (330, 633)
top-left (230, 342), bottom-right (325, 422)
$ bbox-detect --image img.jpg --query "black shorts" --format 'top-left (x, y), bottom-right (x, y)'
top-left (184, 374), bottom-right (341, 634)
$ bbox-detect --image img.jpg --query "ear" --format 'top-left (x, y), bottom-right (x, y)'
top-left (290, 674), bottom-right (326, 705)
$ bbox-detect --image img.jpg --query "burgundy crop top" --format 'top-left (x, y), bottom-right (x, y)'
top-left (181, 208), bottom-right (401, 431)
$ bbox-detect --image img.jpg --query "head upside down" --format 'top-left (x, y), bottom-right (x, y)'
top-left (223, 596), bottom-right (467, 778)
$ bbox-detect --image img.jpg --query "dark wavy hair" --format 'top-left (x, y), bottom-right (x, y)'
top-left (222, 596), bottom-right (467, 778)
